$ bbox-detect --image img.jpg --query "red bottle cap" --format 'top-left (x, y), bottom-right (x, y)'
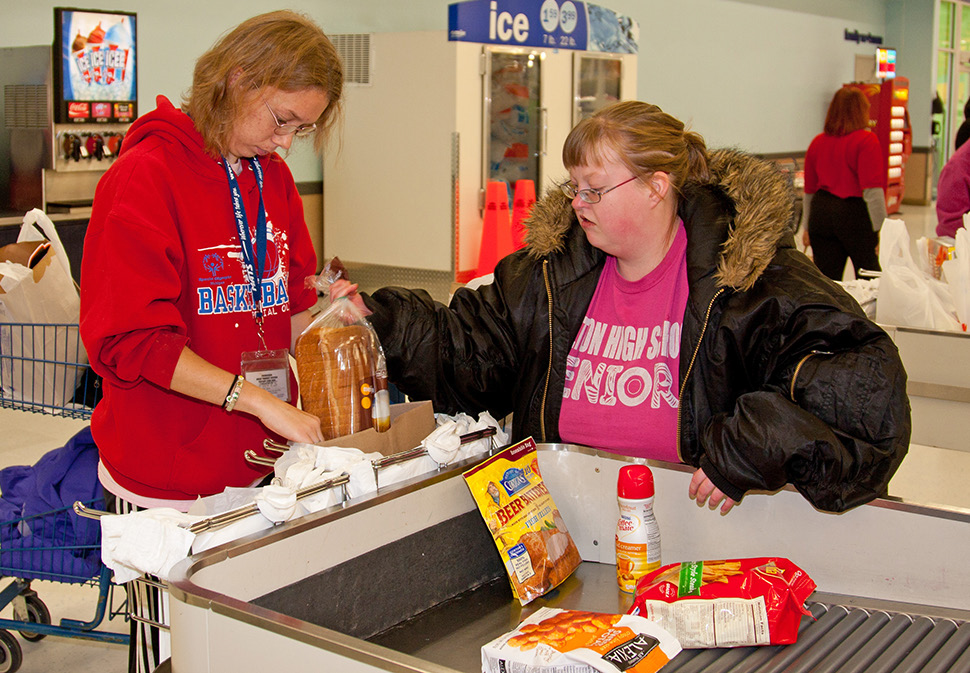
top-left (617, 464), bottom-right (654, 499)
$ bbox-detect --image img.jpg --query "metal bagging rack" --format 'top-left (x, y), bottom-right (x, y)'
top-left (0, 322), bottom-right (101, 418)
top-left (69, 425), bottom-right (500, 645)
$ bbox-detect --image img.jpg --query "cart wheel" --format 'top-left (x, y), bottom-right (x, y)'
top-left (0, 629), bottom-right (23, 673)
top-left (15, 594), bottom-right (50, 642)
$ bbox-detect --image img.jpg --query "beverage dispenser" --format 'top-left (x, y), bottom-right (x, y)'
top-left (0, 8), bottom-right (136, 216)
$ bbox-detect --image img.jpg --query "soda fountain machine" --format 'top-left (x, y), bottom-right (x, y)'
top-left (1, 8), bottom-right (137, 217)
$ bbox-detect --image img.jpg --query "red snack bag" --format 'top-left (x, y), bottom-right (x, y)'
top-left (629, 558), bottom-right (816, 648)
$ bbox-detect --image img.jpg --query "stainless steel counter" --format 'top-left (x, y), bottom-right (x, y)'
top-left (167, 445), bottom-right (970, 673)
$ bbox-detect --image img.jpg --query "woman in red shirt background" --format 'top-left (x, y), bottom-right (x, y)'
top-left (802, 87), bottom-right (887, 280)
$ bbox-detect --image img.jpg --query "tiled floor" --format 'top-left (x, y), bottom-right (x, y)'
top-left (0, 201), bottom-right (964, 673)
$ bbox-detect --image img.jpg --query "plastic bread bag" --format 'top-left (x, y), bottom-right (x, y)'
top-left (463, 437), bottom-right (582, 605)
top-left (295, 292), bottom-right (390, 439)
top-left (482, 607), bottom-right (681, 673)
top-left (628, 558), bottom-right (816, 648)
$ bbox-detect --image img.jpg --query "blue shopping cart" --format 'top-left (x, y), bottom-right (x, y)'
top-left (0, 322), bottom-right (127, 673)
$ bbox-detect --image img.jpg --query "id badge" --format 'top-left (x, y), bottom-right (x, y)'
top-left (241, 349), bottom-right (291, 402)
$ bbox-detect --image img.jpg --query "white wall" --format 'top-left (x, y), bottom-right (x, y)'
top-left (1, 0), bottom-right (934, 182)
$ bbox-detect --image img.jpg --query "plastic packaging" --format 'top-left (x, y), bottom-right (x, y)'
top-left (616, 464), bottom-right (661, 593)
top-left (295, 295), bottom-right (390, 439)
top-left (629, 557), bottom-right (816, 648)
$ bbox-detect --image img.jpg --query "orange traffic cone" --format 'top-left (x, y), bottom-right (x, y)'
top-left (477, 181), bottom-right (513, 277)
top-left (511, 179), bottom-right (536, 250)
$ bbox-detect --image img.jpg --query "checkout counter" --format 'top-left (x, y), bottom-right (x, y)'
top-left (168, 445), bottom-right (970, 673)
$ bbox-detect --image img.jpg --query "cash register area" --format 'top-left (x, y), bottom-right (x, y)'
top-left (0, 202), bottom-right (967, 672)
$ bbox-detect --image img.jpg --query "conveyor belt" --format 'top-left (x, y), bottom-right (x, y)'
top-left (664, 601), bottom-right (970, 673)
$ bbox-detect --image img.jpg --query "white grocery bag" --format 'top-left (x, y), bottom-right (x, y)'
top-left (941, 227), bottom-right (970, 331)
top-left (0, 209), bottom-right (88, 409)
top-left (875, 218), bottom-right (962, 332)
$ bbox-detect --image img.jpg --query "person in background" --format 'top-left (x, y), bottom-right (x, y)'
top-left (955, 98), bottom-right (970, 151)
top-left (80, 11), bottom-right (341, 671)
top-left (936, 130), bottom-right (970, 238)
top-left (802, 87), bottom-right (887, 280)
top-left (333, 101), bottom-right (910, 517)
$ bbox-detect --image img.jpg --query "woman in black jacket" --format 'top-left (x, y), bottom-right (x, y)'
top-left (333, 101), bottom-right (910, 515)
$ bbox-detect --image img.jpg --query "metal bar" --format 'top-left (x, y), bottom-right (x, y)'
top-left (778, 608), bottom-right (870, 673)
top-left (244, 450), bottom-right (276, 467)
top-left (263, 439), bottom-right (289, 453)
top-left (918, 622), bottom-right (970, 673)
top-left (835, 613), bottom-right (915, 673)
top-left (943, 635), bottom-right (970, 673)
top-left (808, 609), bottom-right (891, 673)
top-left (863, 616), bottom-right (937, 673)
top-left (747, 606), bottom-right (849, 673)
top-left (885, 619), bottom-right (959, 673)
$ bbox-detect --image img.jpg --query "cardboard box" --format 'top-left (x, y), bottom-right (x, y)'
top-left (320, 400), bottom-right (436, 457)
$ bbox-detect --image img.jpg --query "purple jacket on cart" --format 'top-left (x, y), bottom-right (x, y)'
top-left (0, 426), bottom-right (103, 581)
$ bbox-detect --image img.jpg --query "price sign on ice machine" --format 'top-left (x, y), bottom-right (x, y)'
top-left (448, 0), bottom-right (638, 53)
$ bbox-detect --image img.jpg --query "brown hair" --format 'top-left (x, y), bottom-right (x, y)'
top-left (182, 10), bottom-right (343, 157)
top-left (823, 87), bottom-right (871, 136)
top-left (562, 101), bottom-right (710, 198)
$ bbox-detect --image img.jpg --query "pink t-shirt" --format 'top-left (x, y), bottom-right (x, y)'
top-left (559, 222), bottom-right (689, 462)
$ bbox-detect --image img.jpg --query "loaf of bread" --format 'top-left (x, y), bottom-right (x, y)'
top-left (296, 324), bottom-right (377, 439)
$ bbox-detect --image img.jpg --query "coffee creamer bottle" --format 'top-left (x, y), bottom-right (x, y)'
top-left (615, 464), bottom-right (661, 593)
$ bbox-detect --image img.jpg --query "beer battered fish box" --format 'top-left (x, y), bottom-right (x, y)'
top-left (482, 607), bottom-right (682, 673)
top-left (463, 437), bottom-right (582, 605)
top-left (629, 558), bottom-right (817, 648)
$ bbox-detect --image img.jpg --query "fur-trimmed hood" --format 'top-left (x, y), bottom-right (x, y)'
top-left (523, 148), bottom-right (798, 292)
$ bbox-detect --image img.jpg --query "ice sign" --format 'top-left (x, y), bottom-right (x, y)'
top-left (449, 0), bottom-right (636, 53)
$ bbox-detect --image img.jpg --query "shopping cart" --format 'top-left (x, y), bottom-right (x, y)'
top-left (0, 322), bottom-right (101, 419)
top-left (0, 500), bottom-right (129, 672)
top-left (0, 321), bottom-right (126, 673)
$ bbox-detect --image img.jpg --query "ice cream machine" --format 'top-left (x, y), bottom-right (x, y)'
top-left (1, 9), bottom-right (136, 216)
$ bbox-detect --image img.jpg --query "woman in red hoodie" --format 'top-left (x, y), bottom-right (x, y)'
top-left (80, 11), bottom-right (342, 671)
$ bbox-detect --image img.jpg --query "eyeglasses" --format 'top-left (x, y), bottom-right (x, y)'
top-left (560, 175), bottom-right (638, 204)
top-left (261, 98), bottom-right (317, 138)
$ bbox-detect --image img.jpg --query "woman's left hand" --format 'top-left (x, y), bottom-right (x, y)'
top-left (689, 468), bottom-right (737, 514)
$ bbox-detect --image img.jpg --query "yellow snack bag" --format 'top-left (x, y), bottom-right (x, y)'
top-left (463, 437), bottom-right (582, 605)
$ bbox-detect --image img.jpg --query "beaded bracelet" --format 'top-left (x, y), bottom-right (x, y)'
top-left (223, 375), bottom-right (245, 413)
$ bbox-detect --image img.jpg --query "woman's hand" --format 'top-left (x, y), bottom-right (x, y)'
top-left (169, 346), bottom-right (324, 445)
top-left (237, 383), bottom-right (325, 445)
top-left (801, 229), bottom-right (811, 250)
top-left (689, 467), bottom-right (737, 514)
top-left (330, 279), bottom-right (370, 316)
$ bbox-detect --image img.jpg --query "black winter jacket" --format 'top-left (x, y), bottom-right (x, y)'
top-left (363, 149), bottom-right (910, 512)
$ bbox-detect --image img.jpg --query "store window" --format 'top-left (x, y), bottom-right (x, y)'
top-left (935, 0), bottom-right (970, 175)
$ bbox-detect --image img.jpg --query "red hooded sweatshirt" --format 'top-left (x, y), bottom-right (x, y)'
top-left (80, 96), bottom-right (318, 501)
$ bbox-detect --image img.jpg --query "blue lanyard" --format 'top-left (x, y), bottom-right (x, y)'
top-left (222, 157), bottom-right (267, 328)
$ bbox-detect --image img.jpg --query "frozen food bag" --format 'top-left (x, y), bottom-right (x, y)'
top-left (463, 437), bottom-right (582, 605)
top-left (295, 296), bottom-right (390, 439)
top-left (629, 557), bottom-right (816, 648)
top-left (482, 607), bottom-right (681, 673)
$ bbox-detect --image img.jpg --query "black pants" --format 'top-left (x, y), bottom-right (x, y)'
top-left (105, 489), bottom-right (166, 673)
top-left (807, 189), bottom-right (881, 280)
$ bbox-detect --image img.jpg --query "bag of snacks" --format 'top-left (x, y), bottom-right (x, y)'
top-left (463, 437), bottom-right (582, 605)
top-left (295, 295), bottom-right (390, 440)
top-left (482, 607), bottom-right (681, 673)
top-left (629, 558), bottom-right (816, 648)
